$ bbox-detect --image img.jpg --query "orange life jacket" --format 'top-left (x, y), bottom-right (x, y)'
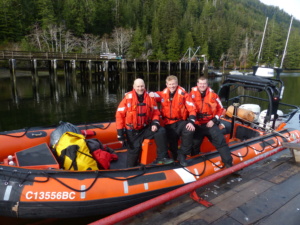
top-left (116, 90), bottom-right (160, 130)
top-left (190, 87), bottom-right (224, 124)
top-left (154, 86), bottom-right (196, 125)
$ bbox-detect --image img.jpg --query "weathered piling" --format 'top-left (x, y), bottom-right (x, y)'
top-left (2, 56), bottom-right (205, 101)
top-left (31, 59), bottom-right (39, 100)
top-left (9, 59), bottom-right (18, 103)
top-left (49, 59), bottom-right (58, 96)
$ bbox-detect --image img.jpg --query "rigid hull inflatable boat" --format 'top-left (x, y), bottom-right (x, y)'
top-left (0, 68), bottom-right (299, 219)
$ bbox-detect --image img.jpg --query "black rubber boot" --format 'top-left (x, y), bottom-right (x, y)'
top-left (177, 154), bottom-right (188, 167)
top-left (126, 153), bottom-right (139, 167)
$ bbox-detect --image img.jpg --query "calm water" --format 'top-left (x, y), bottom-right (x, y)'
top-left (0, 71), bottom-right (300, 132)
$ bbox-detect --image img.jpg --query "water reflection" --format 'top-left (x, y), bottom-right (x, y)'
top-left (0, 71), bottom-right (299, 132)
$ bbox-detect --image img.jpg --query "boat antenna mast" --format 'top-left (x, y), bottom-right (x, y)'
top-left (280, 16), bottom-right (294, 68)
top-left (256, 17), bottom-right (268, 66)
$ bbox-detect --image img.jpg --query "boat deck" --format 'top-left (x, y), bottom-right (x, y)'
top-left (117, 148), bottom-right (300, 225)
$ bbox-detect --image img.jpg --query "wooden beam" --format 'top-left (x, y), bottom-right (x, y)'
top-left (282, 142), bottom-right (300, 150)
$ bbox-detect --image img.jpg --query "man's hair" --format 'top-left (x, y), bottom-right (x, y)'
top-left (166, 75), bottom-right (178, 83)
top-left (197, 76), bottom-right (208, 83)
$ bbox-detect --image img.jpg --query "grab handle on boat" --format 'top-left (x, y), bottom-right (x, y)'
top-left (81, 130), bottom-right (96, 137)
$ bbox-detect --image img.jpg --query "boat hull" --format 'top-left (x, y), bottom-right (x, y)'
top-left (0, 124), bottom-right (299, 218)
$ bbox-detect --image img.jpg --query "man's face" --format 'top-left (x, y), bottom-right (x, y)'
top-left (197, 79), bottom-right (208, 92)
top-left (166, 79), bottom-right (178, 93)
top-left (133, 79), bottom-right (145, 95)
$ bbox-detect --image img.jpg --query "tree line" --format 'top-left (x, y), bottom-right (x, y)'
top-left (0, 0), bottom-right (299, 69)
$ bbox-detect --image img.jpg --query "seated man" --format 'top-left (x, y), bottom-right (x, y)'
top-left (116, 78), bottom-right (174, 167)
top-left (190, 77), bottom-right (233, 168)
top-left (151, 75), bottom-right (196, 166)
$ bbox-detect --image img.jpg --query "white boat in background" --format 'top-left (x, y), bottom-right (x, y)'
top-left (254, 67), bottom-right (274, 77)
top-left (244, 72), bottom-right (253, 76)
top-left (208, 70), bottom-right (223, 76)
top-left (212, 70), bottom-right (223, 76)
top-left (100, 52), bottom-right (117, 59)
top-left (229, 70), bottom-right (244, 75)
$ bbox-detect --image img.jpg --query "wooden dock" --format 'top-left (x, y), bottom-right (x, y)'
top-left (116, 148), bottom-right (300, 225)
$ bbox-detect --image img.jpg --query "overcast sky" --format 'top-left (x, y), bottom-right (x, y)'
top-left (259, 0), bottom-right (300, 21)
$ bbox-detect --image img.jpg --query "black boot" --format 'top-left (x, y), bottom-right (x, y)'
top-left (127, 153), bottom-right (139, 167)
top-left (224, 162), bottom-right (233, 168)
top-left (177, 154), bottom-right (188, 167)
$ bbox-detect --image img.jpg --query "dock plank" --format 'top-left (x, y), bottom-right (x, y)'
top-left (216, 179), bottom-right (274, 211)
top-left (255, 193), bottom-right (300, 225)
top-left (117, 150), bottom-right (300, 225)
top-left (229, 172), bottom-right (300, 224)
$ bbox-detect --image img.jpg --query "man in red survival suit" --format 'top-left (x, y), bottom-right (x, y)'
top-left (116, 78), bottom-right (174, 167)
top-left (190, 76), bottom-right (233, 168)
top-left (150, 75), bottom-right (196, 167)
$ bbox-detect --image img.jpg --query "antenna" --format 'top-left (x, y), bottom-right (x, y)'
top-left (256, 17), bottom-right (268, 65)
top-left (280, 16), bottom-right (294, 68)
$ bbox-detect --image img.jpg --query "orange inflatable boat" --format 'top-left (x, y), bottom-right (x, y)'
top-left (0, 69), bottom-right (299, 219)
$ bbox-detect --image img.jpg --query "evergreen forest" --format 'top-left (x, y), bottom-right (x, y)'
top-left (1, 0), bottom-right (300, 69)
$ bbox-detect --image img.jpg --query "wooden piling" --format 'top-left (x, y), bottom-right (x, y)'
top-left (9, 59), bottom-right (18, 103)
top-left (198, 60), bottom-right (201, 77)
top-left (87, 60), bottom-right (92, 87)
top-left (146, 59), bottom-right (150, 89)
top-left (282, 142), bottom-right (300, 163)
top-left (133, 59), bottom-right (137, 79)
top-left (71, 60), bottom-right (77, 92)
top-left (157, 60), bottom-right (161, 91)
top-left (64, 60), bottom-right (71, 94)
top-left (178, 60), bottom-right (182, 84)
top-left (104, 60), bottom-right (109, 87)
top-left (49, 59), bottom-right (58, 99)
top-left (31, 59), bottom-right (39, 99)
top-left (147, 60), bottom-right (149, 73)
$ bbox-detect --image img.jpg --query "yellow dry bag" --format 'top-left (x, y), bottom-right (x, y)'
top-left (55, 132), bottom-right (98, 171)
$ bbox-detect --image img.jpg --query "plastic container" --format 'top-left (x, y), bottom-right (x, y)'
top-left (258, 109), bottom-right (284, 129)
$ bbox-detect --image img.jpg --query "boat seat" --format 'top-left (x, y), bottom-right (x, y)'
top-left (140, 139), bottom-right (157, 165)
top-left (235, 125), bottom-right (260, 140)
top-left (110, 139), bottom-right (158, 168)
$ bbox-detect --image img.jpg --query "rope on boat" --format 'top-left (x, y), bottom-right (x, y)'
top-left (0, 127), bottom-right (31, 137)
top-left (180, 126), bottom-right (289, 177)
top-left (87, 121), bottom-right (112, 130)
top-left (0, 121), bottom-right (113, 138)
top-left (0, 165), bottom-right (149, 192)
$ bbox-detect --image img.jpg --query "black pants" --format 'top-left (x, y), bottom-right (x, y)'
top-left (126, 126), bottom-right (169, 167)
top-left (165, 121), bottom-right (194, 159)
top-left (192, 124), bottom-right (233, 165)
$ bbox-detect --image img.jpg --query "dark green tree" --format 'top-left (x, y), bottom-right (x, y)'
top-left (167, 28), bottom-right (180, 60)
top-left (128, 26), bottom-right (145, 59)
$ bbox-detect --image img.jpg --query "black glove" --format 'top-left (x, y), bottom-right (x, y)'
top-left (188, 115), bottom-right (196, 125)
top-left (117, 129), bottom-right (127, 147)
top-left (151, 120), bottom-right (160, 129)
top-left (211, 117), bottom-right (220, 125)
